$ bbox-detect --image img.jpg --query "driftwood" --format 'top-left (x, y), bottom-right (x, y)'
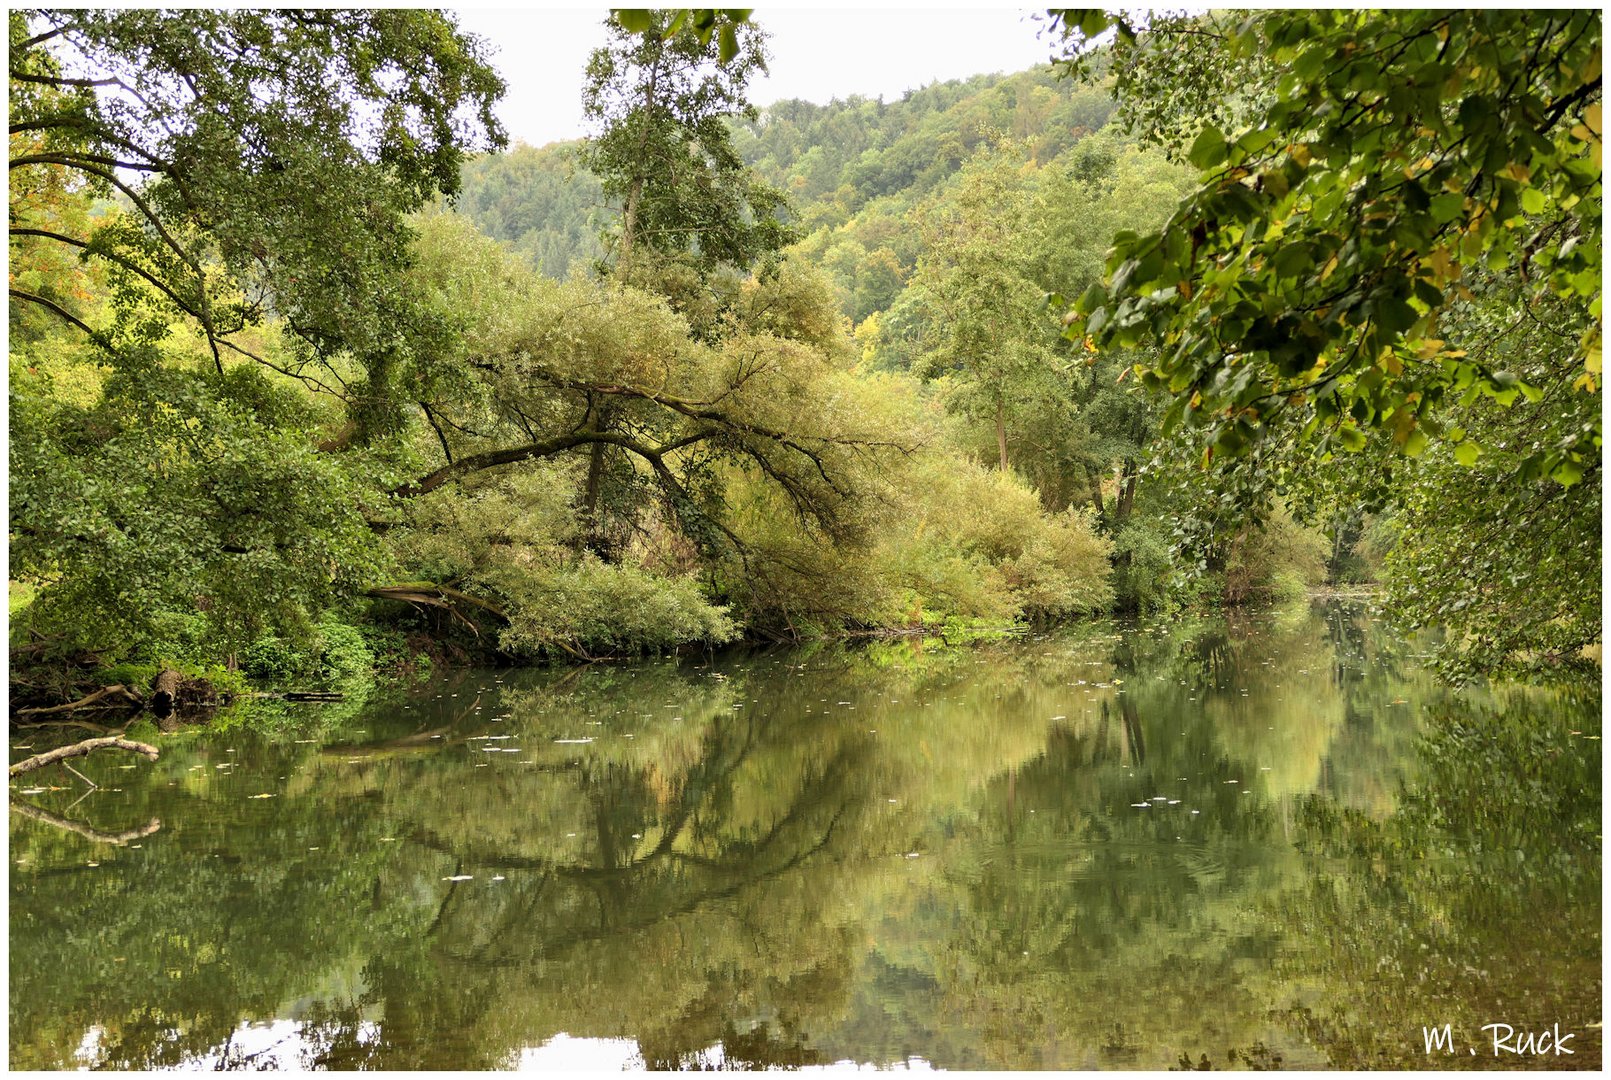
top-left (9, 799), bottom-right (162, 845)
top-left (15, 684), bottom-right (143, 718)
top-left (9, 736), bottom-right (159, 777)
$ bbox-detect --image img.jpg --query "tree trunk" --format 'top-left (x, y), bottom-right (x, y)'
top-left (10, 736), bottom-right (159, 777)
top-left (618, 54), bottom-right (661, 276)
top-left (149, 669), bottom-right (183, 718)
top-left (1116, 459), bottom-right (1138, 524)
top-left (995, 399), bottom-right (1009, 472)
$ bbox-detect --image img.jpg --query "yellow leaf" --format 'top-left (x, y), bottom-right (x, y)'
top-left (1501, 161), bottom-right (1532, 184)
top-left (1320, 253), bottom-right (1339, 281)
top-left (1290, 143), bottom-right (1312, 167)
top-left (1573, 371), bottom-right (1597, 393)
top-left (1379, 349), bottom-right (1404, 375)
top-left (1425, 246), bottom-right (1460, 283)
top-left (1586, 101), bottom-right (1602, 137)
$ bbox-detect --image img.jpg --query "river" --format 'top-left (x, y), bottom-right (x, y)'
top-left (9, 602), bottom-right (1601, 1069)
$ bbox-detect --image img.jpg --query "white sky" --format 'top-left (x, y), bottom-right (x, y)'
top-left (452, 5), bottom-right (1065, 148)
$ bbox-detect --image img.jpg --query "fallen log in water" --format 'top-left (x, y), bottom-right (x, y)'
top-left (9, 736), bottom-right (160, 777)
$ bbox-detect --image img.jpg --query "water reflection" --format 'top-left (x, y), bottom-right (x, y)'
top-left (9, 603), bottom-right (1600, 1069)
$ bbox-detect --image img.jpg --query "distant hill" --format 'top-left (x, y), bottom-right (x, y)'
top-left (453, 65), bottom-right (1122, 317)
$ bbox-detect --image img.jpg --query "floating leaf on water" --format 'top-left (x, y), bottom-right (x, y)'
top-left (553, 738), bottom-right (594, 744)
top-left (247, 793), bottom-right (276, 799)
top-left (442, 875), bottom-right (473, 882)
top-left (491, 875), bottom-right (506, 882)
top-left (19, 788), bottom-right (47, 796)
top-left (1131, 803), bottom-right (1151, 808)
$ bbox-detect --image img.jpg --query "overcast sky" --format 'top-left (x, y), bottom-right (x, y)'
top-left (453, 5), bottom-right (1065, 148)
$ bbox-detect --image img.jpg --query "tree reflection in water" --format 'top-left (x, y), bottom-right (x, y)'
top-left (9, 603), bottom-right (1600, 1070)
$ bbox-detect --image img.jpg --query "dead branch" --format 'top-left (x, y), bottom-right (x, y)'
top-left (15, 684), bottom-right (143, 717)
top-left (10, 736), bottom-right (159, 777)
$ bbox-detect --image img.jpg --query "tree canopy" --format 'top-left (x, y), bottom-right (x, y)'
top-left (1053, 9), bottom-right (1601, 489)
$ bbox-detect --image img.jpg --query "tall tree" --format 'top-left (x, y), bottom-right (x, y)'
top-left (910, 144), bottom-right (1066, 475)
top-left (582, 9), bottom-right (793, 283)
top-left (9, 9), bottom-right (505, 407)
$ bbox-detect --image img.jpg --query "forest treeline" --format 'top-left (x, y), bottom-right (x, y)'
top-left (8, 8), bottom-right (1601, 700)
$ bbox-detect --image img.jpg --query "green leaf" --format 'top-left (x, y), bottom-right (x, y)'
top-left (1187, 126), bottom-right (1229, 171)
top-left (1551, 458), bottom-right (1584, 487)
top-left (1519, 186), bottom-right (1546, 215)
top-left (717, 23), bottom-right (739, 64)
top-left (1453, 440), bottom-right (1481, 466)
top-left (1373, 297), bottom-right (1419, 335)
top-left (614, 9), bottom-right (655, 33)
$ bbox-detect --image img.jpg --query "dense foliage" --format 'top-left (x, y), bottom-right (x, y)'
top-left (10, 7), bottom-right (1599, 684)
top-left (1048, 7), bottom-right (1601, 673)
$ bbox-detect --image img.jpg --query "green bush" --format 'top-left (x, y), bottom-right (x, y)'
top-left (1224, 507), bottom-right (1329, 605)
top-left (316, 619), bottom-right (375, 682)
top-left (239, 636), bottom-right (307, 682)
top-left (495, 557), bottom-right (738, 658)
top-left (1109, 519), bottom-right (1177, 614)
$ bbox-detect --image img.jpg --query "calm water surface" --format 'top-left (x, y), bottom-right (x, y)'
top-left (9, 604), bottom-right (1601, 1070)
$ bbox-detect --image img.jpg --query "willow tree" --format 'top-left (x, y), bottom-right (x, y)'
top-left (575, 10), bottom-right (796, 549)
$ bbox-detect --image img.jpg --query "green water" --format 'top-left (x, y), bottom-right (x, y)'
top-left (9, 604), bottom-right (1601, 1070)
